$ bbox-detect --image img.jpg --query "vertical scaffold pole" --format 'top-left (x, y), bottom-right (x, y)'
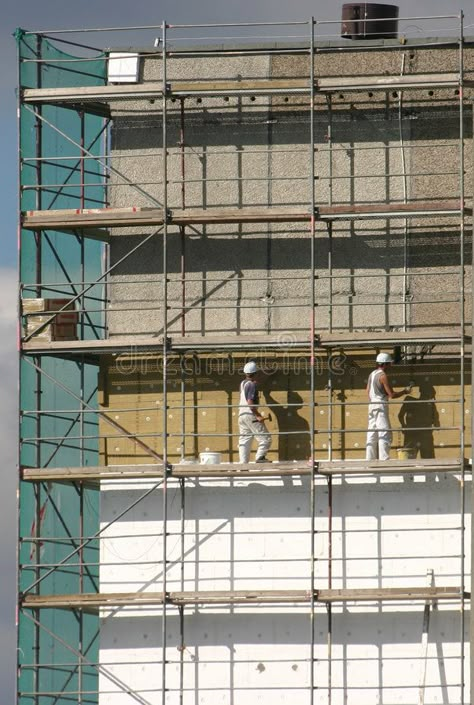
top-left (180, 98), bottom-right (187, 338)
top-left (179, 477), bottom-right (185, 704)
top-left (33, 33), bottom-right (43, 705)
top-left (103, 117), bottom-right (110, 339)
top-left (470, 59), bottom-right (474, 702)
top-left (161, 19), bottom-right (169, 705)
top-left (458, 11), bottom-right (466, 705)
top-left (78, 108), bottom-right (86, 705)
top-left (327, 470), bottom-right (333, 705)
top-left (15, 28), bottom-right (23, 705)
top-left (471, 81), bottom-right (474, 705)
top-left (34, 35), bottom-right (42, 300)
top-left (309, 17), bottom-right (316, 705)
top-left (179, 99), bottom-right (187, 464)
top-left (325, 91), bottom-right (334, 705)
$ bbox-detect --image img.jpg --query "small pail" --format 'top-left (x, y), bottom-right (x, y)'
top-left (199, 452), bottom-right (221, 464)
top-left (397, 447), bottom-right (417, 460)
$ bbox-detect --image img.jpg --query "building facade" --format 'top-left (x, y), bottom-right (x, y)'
top-left (17, 14), bottom-right (473, 704)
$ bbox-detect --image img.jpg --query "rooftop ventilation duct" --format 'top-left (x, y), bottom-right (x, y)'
top-left (341, 3), bottom-right (399, 40)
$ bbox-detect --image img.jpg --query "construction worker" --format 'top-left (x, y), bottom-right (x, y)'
top-left (238, 360), bottom-right (271, 463)
top-left (366, 352), bottom-right (411, 461)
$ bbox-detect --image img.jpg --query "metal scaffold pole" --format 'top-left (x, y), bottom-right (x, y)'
top-left (471, 74), bottom-right (474, 705)
top-left (78, 108), bottom-right (86, 705)
top-left (309, 17), bottom-right (317, 705)
top-left (15, 28), bottom-right (23, 705)
top-left (458, 11), bottom-right (466, 705)
top-left (179, 477), bottom-right (186, 704)
top-left (325, 64), bottom-right (334, 705)
top-left (161, 19), bottom-right (169, 705)
top-left (33, 33), bottom-right (43, 705)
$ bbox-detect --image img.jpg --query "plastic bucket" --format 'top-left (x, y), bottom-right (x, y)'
top-left (397, 447), bottom-right (417, 460)
top-left (199, 452), bottom-right (221, 464)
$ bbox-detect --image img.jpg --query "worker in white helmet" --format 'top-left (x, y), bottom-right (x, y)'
top-left (366, 352), bottom-right (411, 461)
top-left (238, 360), bottom-right (271, 464)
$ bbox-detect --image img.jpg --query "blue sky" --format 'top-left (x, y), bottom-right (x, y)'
top-left (1, 0), bottom-right (473, 700)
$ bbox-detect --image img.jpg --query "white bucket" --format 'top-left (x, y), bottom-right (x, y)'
top-left (199, 452), bottom-right (221, 464)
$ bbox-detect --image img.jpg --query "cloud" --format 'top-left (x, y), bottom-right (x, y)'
top-left (0, 266), bottom-right (18, 700)
top-left (0, 266), bottom-right (18, 471)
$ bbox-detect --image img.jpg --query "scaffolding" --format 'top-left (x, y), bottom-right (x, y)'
top-left (16, 12), bottom-right (472, 705)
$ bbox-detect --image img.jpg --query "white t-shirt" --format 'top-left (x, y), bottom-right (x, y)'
top-left (367, 368), bottom-right (388, 404)
top-left (239, 379), bottom-right (258, 416)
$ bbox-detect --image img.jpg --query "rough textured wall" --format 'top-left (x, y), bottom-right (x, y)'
top-left (107, 42), bottom-right (473, 339)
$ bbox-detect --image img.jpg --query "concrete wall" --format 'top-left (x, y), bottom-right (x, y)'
top-left (106, 43), bottom-right (473, 338)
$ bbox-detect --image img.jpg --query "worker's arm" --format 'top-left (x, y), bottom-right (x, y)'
top-left (246, 398), bottom-right (264, 421)
top-left (380, 372), bottom-right (410, 400)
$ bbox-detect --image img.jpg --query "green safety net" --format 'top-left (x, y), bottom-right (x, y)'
top-left (17, 29), bottom-right (106, 705)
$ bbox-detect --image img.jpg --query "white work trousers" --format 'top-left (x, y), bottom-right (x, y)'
top-left (366, 404), bottom-right (392, 461)
top-left (238, 414), bottom-right (271, 463)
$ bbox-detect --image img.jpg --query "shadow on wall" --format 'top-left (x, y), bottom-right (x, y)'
top-left (264, 389), bottom-right (311, 462)
top-left (97, 611), bottom-right (459, 700)
top-left (112, 106), bottom-right (472, 149)
top-left (398, 382), bottom-right (440, 458)
top-left (110, 228), bottom-right (472, 275)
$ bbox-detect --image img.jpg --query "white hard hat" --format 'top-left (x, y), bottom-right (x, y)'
top-left (243, 361), bottom-right (258, 374)
top-left (376, 352), bottom-right (393, 364)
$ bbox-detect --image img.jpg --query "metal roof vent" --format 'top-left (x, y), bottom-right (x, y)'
top-left (341, 3), bottom-right (399, 40)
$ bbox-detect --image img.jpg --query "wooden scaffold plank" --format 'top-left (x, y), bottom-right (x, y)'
top-left (21, 199), bottom-right (467, 231)
top-left (21, 72), bottom-right (467, 106)
top-left (21, 326), bottom-right (470, 357)
top-left (21, 457), bottom-right (468, 485)
top-left (21, 585), bottom-right (467, 611)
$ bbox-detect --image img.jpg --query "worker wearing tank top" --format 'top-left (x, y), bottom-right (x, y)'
top-left (238, 360), bottom-right (271, 464)
top-left (366, 353), bottom-right (411, 461)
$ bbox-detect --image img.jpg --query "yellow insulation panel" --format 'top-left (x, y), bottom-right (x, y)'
top-left (99, 352), bottom-right (470, 464)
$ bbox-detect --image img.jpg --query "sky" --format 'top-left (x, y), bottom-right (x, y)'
top-left (0, 0), bottom-right (473, 701)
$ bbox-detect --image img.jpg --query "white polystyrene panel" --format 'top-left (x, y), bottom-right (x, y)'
top-left (99, 475), bottom-right (470, 704)
top-left (107, 52), bottom-right (139, 83)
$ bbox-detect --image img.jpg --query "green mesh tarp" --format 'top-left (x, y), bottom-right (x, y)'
top-left (17, 30), bottom-right (106, 705)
